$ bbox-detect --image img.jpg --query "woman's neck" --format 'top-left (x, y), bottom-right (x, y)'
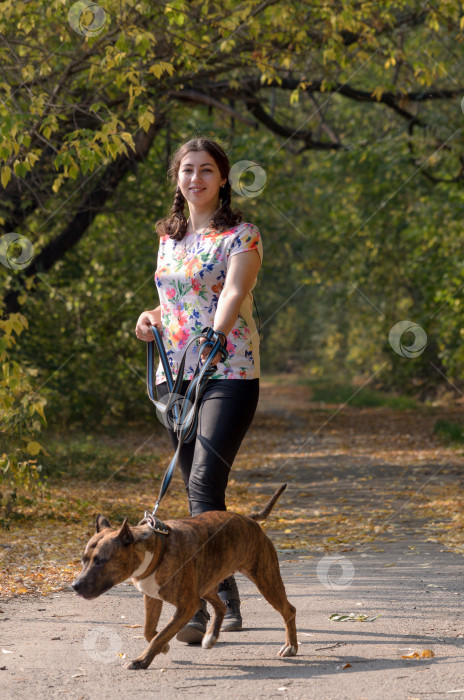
top-left (186, 204), bottom-right (219, 233)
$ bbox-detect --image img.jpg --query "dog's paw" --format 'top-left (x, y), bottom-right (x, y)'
top-left (125, 658), bottom-right (149, 670)
top-left (161, 643), bottom-right (170, 654)
top-left (278, 644), bottom-right (298, 657)
top-left (201, 633), bottom-right (218, 650)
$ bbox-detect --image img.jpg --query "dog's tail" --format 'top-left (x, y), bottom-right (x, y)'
top-left (248, 483), bottom-right (287, 521)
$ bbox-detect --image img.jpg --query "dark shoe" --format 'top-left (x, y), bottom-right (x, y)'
top-left (218, 575), bottom-right (243, 632)
top-left (176, 599), bottom-right (210, 644)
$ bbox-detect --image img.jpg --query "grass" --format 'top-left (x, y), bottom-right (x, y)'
top-left (297, 378), bottom-right (419, 409)
top-left (40, 429), bottom-right (164, 481)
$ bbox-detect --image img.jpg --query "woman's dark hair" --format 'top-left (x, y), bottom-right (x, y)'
top-left (155, 138), bottom-right (243, 240)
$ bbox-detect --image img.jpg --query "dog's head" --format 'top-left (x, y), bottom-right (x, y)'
top-left (72, 515), bottom-right (152, 600)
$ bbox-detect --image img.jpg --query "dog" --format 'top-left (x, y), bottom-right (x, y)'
top-left (72, 484), bottom-right (297, 670)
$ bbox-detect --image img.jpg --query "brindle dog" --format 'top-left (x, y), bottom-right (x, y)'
top-left (72, 484), bottom-right (297, 670)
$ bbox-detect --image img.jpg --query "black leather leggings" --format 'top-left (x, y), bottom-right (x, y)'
top-left (156, 378), bottom-right (259, 516)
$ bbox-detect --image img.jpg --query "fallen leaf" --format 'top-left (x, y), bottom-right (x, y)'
top-left (330, 613), bottom-right (380, 622)
top-left (401, 649), bottom-right (435, 659)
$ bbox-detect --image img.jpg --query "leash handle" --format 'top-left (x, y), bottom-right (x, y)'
top-left (146, 326), bottom-right (229, 516)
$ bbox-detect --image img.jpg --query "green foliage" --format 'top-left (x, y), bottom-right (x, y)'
top-left (433, 419), bottom-right (464, 444)
top-left (1, 0), bottom-right (464, 440)
top-left (0, 313), bottom-right (47, 518)
top-left (0, 0), bottom-right (462, 209)
top-left (304, 380), bottom-right (419, 409)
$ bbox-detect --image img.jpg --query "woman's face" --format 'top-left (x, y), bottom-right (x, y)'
top-left (177, 150), bottom-right (227, 210)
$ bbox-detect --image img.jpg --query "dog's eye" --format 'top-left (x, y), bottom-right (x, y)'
top-left (93, 557), bottom-right (107, 566)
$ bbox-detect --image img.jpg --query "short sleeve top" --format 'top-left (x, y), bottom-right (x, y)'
top-left (154, 222), bottom-right (263, 384)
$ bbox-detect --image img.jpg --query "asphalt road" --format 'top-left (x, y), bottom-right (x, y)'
top-left (2, 538), bottom-right (464, 700)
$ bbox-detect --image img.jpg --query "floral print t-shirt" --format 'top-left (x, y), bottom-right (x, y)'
top-left (154, 222), bottom-right (263, 384)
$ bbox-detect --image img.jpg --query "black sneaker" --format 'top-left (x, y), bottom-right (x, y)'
top-left (176, 599), bottom-right (210, 644)
top-left (218, 575), bottom-right (243, 632)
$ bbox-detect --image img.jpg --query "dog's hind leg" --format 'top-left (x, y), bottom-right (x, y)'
top-left (241, 542), bottom-right (297, 658)
top-left (126, 600), bottom-right (199, 670)
top-left (143, 595), bottom-right (169, 653)
top-left (201, 590), bottom-right (227, 649)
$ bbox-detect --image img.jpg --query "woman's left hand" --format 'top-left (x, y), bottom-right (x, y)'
top-left (199, 337), bottom-right (224, 365)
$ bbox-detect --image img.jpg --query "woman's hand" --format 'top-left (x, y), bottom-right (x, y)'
top-left (198, 337), bottom-right (223, 365)
top-left (135, 307), bottom-right (161, 341)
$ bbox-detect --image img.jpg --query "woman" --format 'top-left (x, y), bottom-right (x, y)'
top-left (135, 137), bottom-right (263, 643)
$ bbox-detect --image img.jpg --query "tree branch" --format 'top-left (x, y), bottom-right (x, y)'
top-left (3, 115), bottom-right (166, 315)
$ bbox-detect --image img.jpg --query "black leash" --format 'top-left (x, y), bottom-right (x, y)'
top-left (144, 325), bottom-right (228, 519)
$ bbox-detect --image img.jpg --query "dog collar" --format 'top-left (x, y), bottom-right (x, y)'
top-left (133, 522), bottom-right (169, 582)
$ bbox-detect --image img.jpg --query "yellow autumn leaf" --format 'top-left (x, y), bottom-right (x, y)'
top-left (26, 441), bottom-right (42, 455)
top-left (421, 649), bottom-right (435, 658)
top-left (1, 166), bottom-right (11, 188)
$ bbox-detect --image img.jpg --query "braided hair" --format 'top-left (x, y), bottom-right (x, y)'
top-left (155, 138), bottom-right (242, 241)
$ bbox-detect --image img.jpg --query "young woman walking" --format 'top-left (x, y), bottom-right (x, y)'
top-left (135, 137), bottom-right (263, 642)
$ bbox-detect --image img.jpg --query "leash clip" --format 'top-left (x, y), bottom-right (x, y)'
top-left (143, 511), bottom-right (169, 535)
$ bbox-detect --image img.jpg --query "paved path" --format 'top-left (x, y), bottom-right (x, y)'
top-left (2, 539), bottom-right (464, 699)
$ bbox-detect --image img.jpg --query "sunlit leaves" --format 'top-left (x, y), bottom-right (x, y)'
top-left (1, 167), bottom-right (11, 189)
top-left (0, 314), bottom-right (47, 513)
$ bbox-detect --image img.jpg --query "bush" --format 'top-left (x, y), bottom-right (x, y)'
top-left (433, 419), bottom-right (464, 444)
top-left (0, 313), bottom-right (47, 522)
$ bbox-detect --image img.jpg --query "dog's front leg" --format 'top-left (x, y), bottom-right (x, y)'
top-left (143, 595), bottom-right (169, 652)
top-left (126, 601), bottom-right (198, 670)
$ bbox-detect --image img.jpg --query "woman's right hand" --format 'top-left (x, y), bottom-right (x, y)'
top-left (135, 307), bottom-right (161, 341)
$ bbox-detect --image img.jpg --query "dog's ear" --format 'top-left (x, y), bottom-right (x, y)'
top-left (95, 514), bottom-right (111, 532)
top-left (117, 517), bottom-right (134, 546)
